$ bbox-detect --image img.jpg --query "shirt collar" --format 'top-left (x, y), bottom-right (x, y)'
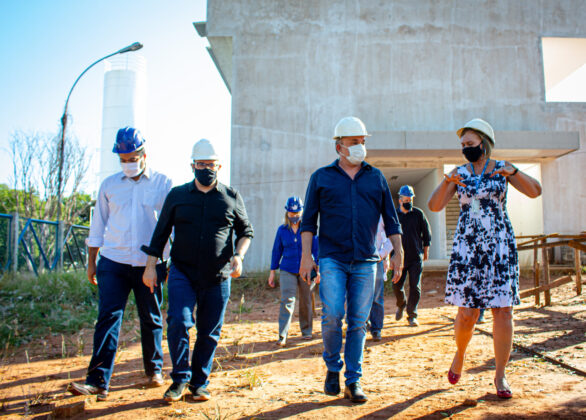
top-left (328, 158), bottom-right (372, 172)
top-left (188, 179), bottom-right (223, 193)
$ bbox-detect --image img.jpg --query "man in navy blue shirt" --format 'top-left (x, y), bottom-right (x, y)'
top-left (300, 116), bottom-right (403, 403)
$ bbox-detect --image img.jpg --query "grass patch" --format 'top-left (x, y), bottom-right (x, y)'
top-left (0, 271), bottom-right (140, 350)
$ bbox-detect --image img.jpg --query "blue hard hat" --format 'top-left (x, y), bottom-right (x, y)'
top-left (399, 185), bottom-right (415, 197)
top-left (112, 127), bottom-right (145, 154)
top-left (284, 196), bottom-right (303, 212)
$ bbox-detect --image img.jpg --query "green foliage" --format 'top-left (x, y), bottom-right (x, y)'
top-left (0, 271), bottom-right (100, 348)
top-left (0, 184), bottom-right (93, 226)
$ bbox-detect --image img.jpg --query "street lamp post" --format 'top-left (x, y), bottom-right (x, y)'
top-left (55, 42), bottom-right (143, 269)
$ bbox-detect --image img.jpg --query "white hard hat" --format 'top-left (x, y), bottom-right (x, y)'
top-left (191, 138), bottom-right (219, 161)
top-left (457, 118), bottom-right (495, 145)
top-left (333, 116), bottom-right (371, 139)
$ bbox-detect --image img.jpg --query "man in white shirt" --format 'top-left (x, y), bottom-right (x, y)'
top-left (368, 216), bottom-right (393, 341)
top-left (68, 127), bottom-right (172, 401)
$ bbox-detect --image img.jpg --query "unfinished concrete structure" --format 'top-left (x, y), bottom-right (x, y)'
top-left (196, 0), bottom-right (584, 270)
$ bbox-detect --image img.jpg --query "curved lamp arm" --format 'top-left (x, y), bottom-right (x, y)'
top-left (61, 42), bottom-right (143, 125)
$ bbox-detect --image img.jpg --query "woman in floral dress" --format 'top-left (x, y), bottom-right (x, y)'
top-left (428, 118), bottom-right (542, 398)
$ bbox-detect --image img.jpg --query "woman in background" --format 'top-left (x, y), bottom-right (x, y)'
top-left (268, 196), bottom-right (319, 346)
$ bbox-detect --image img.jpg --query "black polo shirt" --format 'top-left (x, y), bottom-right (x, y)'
top-left (141, 180), bottom-right (254, 287)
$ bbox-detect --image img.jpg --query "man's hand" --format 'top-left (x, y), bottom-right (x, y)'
top-left (423, 247), bottom-right (429, 262)
top-left (142, 265), bottom-right (158, 294)
top-left (230, 255), bottom-right (243, 278)
top-left (87, 262), bottom-right (97, 285)
top-left (268, 270), bottom-right (276, 288)
top-left (390, 250), bottom-right (404, 284)
top-left (299, 254), bottom-right (317, 285)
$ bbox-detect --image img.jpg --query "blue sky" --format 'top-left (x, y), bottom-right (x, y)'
top-left (0, 0), bottom-right (231, 192)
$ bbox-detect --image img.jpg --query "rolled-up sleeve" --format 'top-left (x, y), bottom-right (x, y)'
top-left (141, 189), bottom-right (175, 258)
top-left (270, 228), bottom-right (283, 270)
top-left (311, 235), bottom-right (319, 265)
top-left (300, 172), bottom-right (319, 235)
top-left (87, 182), bottom-right (109, 247)
top-left (380, 174), bottom-right (402, 237)
top-left (233, 191), bottom-right (254, 242)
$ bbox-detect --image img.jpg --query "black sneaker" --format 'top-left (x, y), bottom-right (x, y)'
top-left (371, 331), bottom-right (382, 342)
top-left (408, 318), bottom-right (419, 327)
top-left (67, 382), bottom-right (108, 401)
top-left (164, 382), bottom-right (188, 402)
top-left (395, 304), bottom-right (406, 321)
top-left (190, 385), bottom-right (211, 401)
top-left (344, 382), bottom-right (367, 403)
top-left (324, 371), bottom-right (340, 396)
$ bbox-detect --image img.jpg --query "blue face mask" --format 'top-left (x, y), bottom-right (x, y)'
top-left (289, 216), bottom-right (301, 225)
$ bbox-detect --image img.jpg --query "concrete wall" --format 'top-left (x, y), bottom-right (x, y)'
top-left (205, 0), bottom-right (586, 270)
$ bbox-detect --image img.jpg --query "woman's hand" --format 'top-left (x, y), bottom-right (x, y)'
top-left (490, 162), bottom-right (516, 178)
top-left (443, 168), bottom-right (466, 187)
top-left (268, 270), bottom-right (276, 288)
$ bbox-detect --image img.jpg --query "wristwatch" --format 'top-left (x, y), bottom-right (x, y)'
top-left (510, 166), bottom-right (519, 177)
top-left (234, 252), bottom-right (244, 261)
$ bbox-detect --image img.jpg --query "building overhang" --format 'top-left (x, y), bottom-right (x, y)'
top-left (194, 21), bottom-right (233, 94)
top-left (367, 130), bottom-right (580, 164)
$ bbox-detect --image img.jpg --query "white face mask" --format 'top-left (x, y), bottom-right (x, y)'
top-left (339, 143), bottom-right (367, 165)
top-left (121, 160), bottom-right (144, 178)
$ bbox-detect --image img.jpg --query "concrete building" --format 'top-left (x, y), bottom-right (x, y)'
top-left (196, 0), bottom-right (584, 271)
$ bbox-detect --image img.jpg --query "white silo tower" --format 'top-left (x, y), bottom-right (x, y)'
top-left (98, 55), bottom-right (147, 186)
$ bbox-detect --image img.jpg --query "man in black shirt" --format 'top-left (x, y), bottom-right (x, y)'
top-left (142, 139), bottom-right (253, 402)
top-left (393, 185), bottom-right (431, 327)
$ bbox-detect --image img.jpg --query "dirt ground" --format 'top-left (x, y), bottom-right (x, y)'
top-left (1, 273), bottom-right (585, 419)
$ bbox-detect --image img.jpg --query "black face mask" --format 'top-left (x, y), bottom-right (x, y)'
top-left (194, 168), bottom-right (217, 186)
top-left (402, 202), bottom-right (412, 211)
top-left (462, 144), bottom-right (484, 162)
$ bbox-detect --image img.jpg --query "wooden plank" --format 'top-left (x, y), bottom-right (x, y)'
top-left (519, 275), bottom-right (575, 298)
top-left (576, 249), bottom-right (582, 296)
top-left (569, 240), bottom-right (586, 253)
top-left (517, 238), bottom-right (585, 252)
top-left (533, 257), bottom-right (540, 305)
top-left (542, 240), bottom-right (551, 306)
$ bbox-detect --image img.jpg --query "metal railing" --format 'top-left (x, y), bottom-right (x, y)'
top-left (0, 213), bottom-right (89, 275)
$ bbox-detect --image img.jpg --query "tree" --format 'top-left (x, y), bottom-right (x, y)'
top-left (8, 130), bottom-right (91, 223)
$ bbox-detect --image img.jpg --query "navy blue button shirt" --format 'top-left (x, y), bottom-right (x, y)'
top-left (301, 159), bottom-right (402, 263)
top-left (270, 224), bottom-right (319, 273)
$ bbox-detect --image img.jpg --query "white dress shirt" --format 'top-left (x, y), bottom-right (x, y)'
top-left (375, 215), bottom-right (393, 259)
top-left (87, 167), bottom-right (172, 266)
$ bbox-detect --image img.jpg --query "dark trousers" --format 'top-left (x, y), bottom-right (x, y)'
top-left (166, 264), bottom-right (230, 389)
top-left (392, 260), bottom-right (422, 320)
top-left (86, 256), bottom-right (165, 390)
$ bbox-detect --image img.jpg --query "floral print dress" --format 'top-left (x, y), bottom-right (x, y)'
top-left (445, 160), bottom-right (520, 308)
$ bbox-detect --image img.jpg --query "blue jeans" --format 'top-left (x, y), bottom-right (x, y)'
top-left (319, 257), bottom-right (376, 385)
top-left (368, 261), bottom-right (386, 334)
top-left (166, 264), bottom-right (230, 388)
top-left (86, 256), bottom-right (165, 390)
